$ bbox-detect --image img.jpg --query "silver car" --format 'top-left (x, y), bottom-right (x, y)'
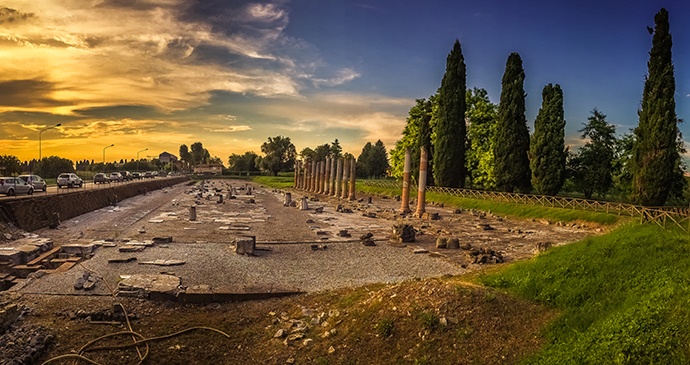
top-left (57, 173), bottom-right (83, 188)
top-left (18, 174), bottom-right (47, 192)
top-left (0, 177), bottom-right (34, 196)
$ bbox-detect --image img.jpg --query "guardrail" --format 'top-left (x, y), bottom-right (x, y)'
top-left (361, 180), bottom-right (690, 232)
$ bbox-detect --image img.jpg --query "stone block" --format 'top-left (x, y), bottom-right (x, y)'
top-left (235, 236), bottom-right (255, 255)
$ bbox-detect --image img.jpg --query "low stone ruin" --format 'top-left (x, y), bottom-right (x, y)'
top-left (391, 223), bottom-right (415, 243)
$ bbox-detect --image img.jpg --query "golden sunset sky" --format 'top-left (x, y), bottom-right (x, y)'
top-left (1, 0), bottom-right (688, 165)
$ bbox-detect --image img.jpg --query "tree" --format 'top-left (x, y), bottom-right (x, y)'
top-left (357, 142), bottom-right (373, 177)
top-left (313, 143), bottom-right (331, 162)
top-left (529, 84), bottom-right (566, 196)
top-left (494, 53), bottom-right (531, 193)
top-left (300, 147), bottom-right (315, 162)
top-left (631, 8), bottom-right (679, 206)
top-left (568, 109), bottom-right (616, 199)
top-left (228, 152), bottom-right (260, 172)
top-left (179, 144), bottom-right (191, 167)
top-left (330, 139), bottom-right (343, 158)
top-left (466, 88), bottom-right (498, 189)
top-left (34, 156), bottom-right (74, 179)
top-left (190, 142), bottom-right (206, 165)
top-left (434, 40), bottom-right (467, 188)
top-left (0, 155), bottom-right (22, 176)
top-left (260, 135), bottom-right (297, 176)
top-left (357, 140), bottom-right (390, 178)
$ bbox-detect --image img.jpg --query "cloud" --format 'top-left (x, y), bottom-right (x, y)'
top-left (0, 1), bottom-right (357, 115)
top-left (205, 125), bottom-right (252, 132)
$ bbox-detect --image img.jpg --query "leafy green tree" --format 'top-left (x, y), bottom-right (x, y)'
top-left (330, 139), bottom-right (342, 158)
top-left (610, 133), bottom-right (635, 199)
top-left (0, 155), bottom-right (22, 176)
top-left (434, 40), bottom-right (467, 188)
top-left (179, 144), bottom-right (191, 167)
top-left (466, 88), bottom-right (498, 189)
top-left (34, 156), bottom-right (74, 179)
top-left (494, 53), bottom-right (531, 193)
top-left (530, 84), bottom-right (566, 196)
top-left (300, 147), bottom-right (315, 162)
top-left (568, 109), bottom-right (616, 199)
top-left (260, 135), bottom-right (297, 176)
top-left (631, 8), bottom-right (679, 206)
top-left (228, 152), bottom-right (260, 172)
top-left (390, 99), bottom-right (424, 179)
top-left (357, 140), bottom-right (390, 178)
top-left (313, 143), bottom-right (331, 162)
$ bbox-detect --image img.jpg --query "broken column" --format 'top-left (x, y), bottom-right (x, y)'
top-left (320, 160), bottom-right (327, 194)
top-left (348, 157), bottom-right (356, 201)
top-left (330, 157), bottom-right (337, 196)
top-left (315, 161), bottom-right (322, 194)
top-left (414, 146), bottom-right (428, 217)
top-left (335, 158), bottom-right (343, 198)
top-left (300, 197), bottom-right (308, 210)
top-left (400, 147), bottom-right (411, 214)
top-left (341, 159), bottom-right (349, 199)
top-left (324, 157), bottom-right (331, 195)
top-left (235, 236), bottom-right (255, 255)
top-left (189, 205), bottom-right (197, 221)
top-left (284, 192), bottom-right (292, 206)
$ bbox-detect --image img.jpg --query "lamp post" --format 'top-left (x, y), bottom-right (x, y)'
top-left (103, 144), bottom-right (114, 167)
top-left (137, 148), bottom-right (148, 172)
top-left (39, 123), bottom-right (61, 160)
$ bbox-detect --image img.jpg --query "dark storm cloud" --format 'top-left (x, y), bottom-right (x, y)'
top-left (0, 7), bottom-right (34, 25)
top-left (0, 79), bottom-right (72, 108)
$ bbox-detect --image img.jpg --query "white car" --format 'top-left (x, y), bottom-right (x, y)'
top-left (0, 177), bottom-right (34, 196)
top-left (18, 174), bottom-right (47, 191)
top-left (109, 172), bottom-right (123, 182)
top-left (57, 173), bottom-right (83, 188)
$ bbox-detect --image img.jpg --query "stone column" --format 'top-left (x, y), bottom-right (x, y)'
top-left (310, 161), bottom-right (317, 192)
top-left (400, 147), bottom-right (411, 213)
top-left (414, 146), bottom-right (428, 217)
top-left (348, 158), bottom-right (356, 201)
top-left (330, 157), bottom-right (337, 196)
top-left (321, 160), bottom-right (327, 194)
top-left (189, 205), bottom-right (197, 221)
top-left (305, 161), bottom-right (311, 191)
top-left (294, 160), bottom-right (300, 189)
top-left (317, 161), bottom-right (323, 194)
top-left (335, 158), bottom-right (343, 198)
top-left (324, 157), bottom-right (331, 195)
top-left (341, 159), bottom-right (349, 199)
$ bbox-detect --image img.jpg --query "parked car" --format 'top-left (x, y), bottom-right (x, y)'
top-left (109, 172), bottom-right (123, 182)
top-left (0, 177), bottom-right (34, 196)
top-left (130, 172), bottom-right (141, 179)
top-left (93, 173), bottom-right (110, 184)
top-left (57, 173), bottom-right (83, 188)
top-left (18, 174), bottom-right (47, 192)
top-left (120, 171), bottom-right (131, 180)
top-left (143, 171), bottom-right (153, 179)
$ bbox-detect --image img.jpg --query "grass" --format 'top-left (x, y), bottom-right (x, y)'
top-left (356, 182), bottom-right (620, 225)
top-left (252, 175), bottom-right (294, 189)
top-left (478, 222), bottom-right (690, 364)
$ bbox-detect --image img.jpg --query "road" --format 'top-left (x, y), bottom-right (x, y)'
top-left (0, 176), bottom-right (177, 200)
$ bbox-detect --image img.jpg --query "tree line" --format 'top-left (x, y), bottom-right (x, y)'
top-left (391, 8), bottom-right (684, 206)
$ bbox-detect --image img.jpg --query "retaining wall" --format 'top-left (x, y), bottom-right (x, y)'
top-left (0, 176), bottom-right (189, 232)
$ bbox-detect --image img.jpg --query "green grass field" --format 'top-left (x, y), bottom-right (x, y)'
top-left (479, 223), bottom-right (690, 364)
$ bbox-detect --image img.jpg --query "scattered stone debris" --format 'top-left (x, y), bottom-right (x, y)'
top-left (391, 223), bottom-right (415, 243)
top-left (313, 207), bottom-right (324, 213)
top-left (108, 257), bottom-right (137, 263)
top-left (74, 272), bottom-right (97, 291)
top-left (337, 230), bottom-right (351, 237)
top-left (446, 238), bottom-right (460, 249)
top-left (138, 260), bottom-right (186, 266)
top-left (467, 247), bottom-right (504, 264)
top-left (310, 245), bottom-right (328, 251)
top-left (436, 237), bottom-right (447, 248)
top-left (536, 241), bottom-right (553, 253)
top-left (478, 223), bottom-right (494, 231)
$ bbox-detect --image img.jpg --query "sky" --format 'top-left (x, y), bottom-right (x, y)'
top-left (0, 0), bottom-right (688, 165)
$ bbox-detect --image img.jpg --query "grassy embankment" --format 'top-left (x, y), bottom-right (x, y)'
top-left (255, 176), bottom-right (690, 363)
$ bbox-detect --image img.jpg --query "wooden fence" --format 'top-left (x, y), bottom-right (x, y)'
top-left (361, 180), bottom-right (690, 232)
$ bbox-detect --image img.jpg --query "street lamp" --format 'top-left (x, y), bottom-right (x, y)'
top-left (103, 144), bottom-right (114, 165)
top-left (136, 148), bottom-right (148, 172)
top-left (39, 124), bottom-right (61, 160)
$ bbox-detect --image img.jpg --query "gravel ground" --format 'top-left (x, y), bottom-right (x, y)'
top-left (16, 180), bottom-right (462, 295)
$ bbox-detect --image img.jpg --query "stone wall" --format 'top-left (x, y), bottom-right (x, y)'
top-left (0, 176), bottom-right (189, 232)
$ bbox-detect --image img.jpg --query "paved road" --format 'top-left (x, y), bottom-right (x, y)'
top-left (0, 177), bottom-right (177, 201)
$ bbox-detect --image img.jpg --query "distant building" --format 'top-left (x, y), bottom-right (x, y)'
top-left (194, 164), bottom-right (224, 175)
top-left (159, 152), bottom-right (178, 164)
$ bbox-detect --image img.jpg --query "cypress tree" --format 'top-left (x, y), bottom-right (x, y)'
top-left (529, 84), bottom-right (566, 196)
top-left (494, 53), bottom-right (531, 193)
top-left (631, 8), bottom-right (678, 206)
top-left (433, 40), bottom-right (467, 188)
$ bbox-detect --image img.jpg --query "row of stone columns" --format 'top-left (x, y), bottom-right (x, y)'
top-left (293, 147), bottom-right (427, 216)
top-left (294, 157), bottom-right (356, 200)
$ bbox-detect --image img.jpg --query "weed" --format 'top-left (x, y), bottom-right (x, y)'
top-left (457, 326), bottom-right (473, 340)
top-left (483, 292), bottom-right (496, 302)
top-left (413, 358), bottom-right (429, 365)
top-left (315, 357), bottom-right (328, 365)
top-left (420, 312), bottom-right (439, 329)
top-left (375, 318), bottom-right (394, 337)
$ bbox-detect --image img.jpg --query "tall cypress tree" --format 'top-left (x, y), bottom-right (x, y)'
top-left (433, 40), bottom-right (467, 188)
top-left (494, 53), bottom-right (531, 193)
top-left (631, 8), bottom-right (678, 206)
top-left (530, 84), bottom-right (566, 196)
